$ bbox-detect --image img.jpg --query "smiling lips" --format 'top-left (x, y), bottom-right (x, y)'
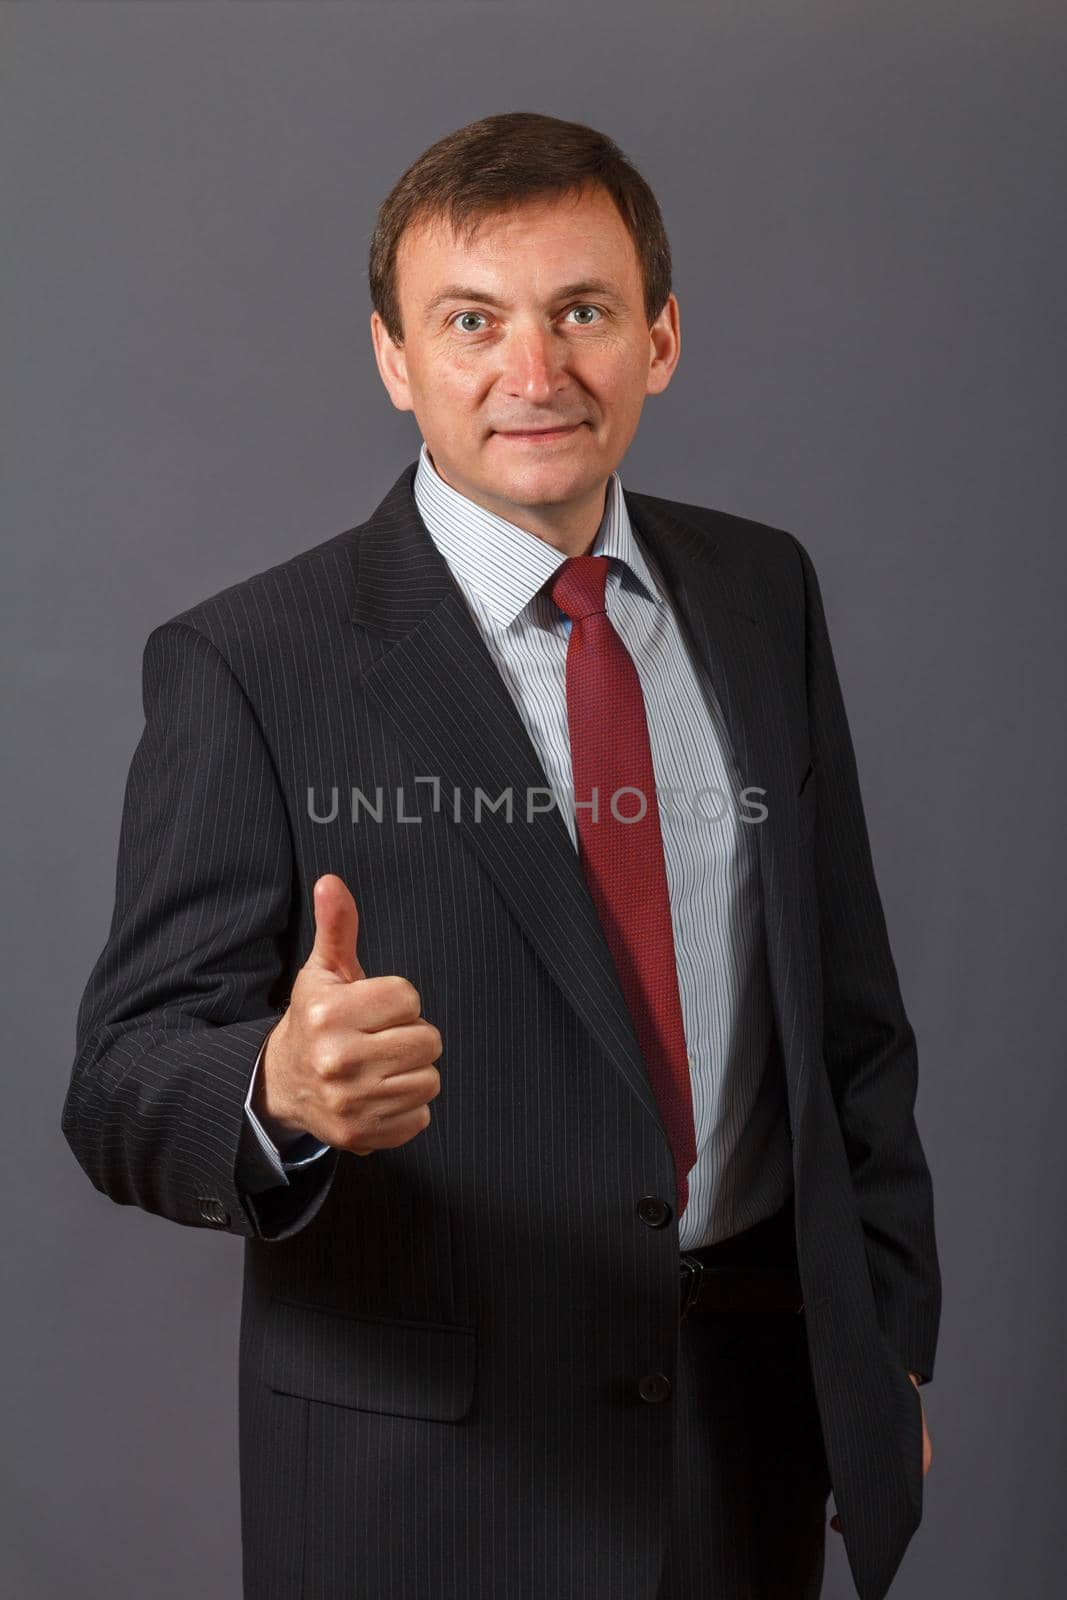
top-left (496, 423), bottom-right (584, 440)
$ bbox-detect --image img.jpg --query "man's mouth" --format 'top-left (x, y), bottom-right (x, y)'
top-left (495, 423), bottom-right (584, 441)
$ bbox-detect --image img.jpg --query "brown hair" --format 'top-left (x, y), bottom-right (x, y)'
top-left (368, 111), bottom-right (673, 347)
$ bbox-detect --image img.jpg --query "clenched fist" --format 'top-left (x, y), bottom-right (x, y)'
top-left (251, 873), bottom-right (443, 1157)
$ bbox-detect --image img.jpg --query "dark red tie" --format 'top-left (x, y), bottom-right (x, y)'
top-left (548, 555), bottom-right (697, 1216)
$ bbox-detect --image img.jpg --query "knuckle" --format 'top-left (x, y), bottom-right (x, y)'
top-left (389, 974), bottom-right (421, 1017)
top-left (320, 1082), bottom-right (350, 1124)
top-left (304, 996), bottom-right (333, 1035)
top-left (315, 1045), bottom-right (346, 1081)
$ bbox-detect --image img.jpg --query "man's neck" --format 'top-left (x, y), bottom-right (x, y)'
top-left (425, 449), bottom-right (609, 558)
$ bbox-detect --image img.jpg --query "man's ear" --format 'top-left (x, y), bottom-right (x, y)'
top-left (370, 310), bottom-right (415, 414)
top-left (645, 291), bottom-right (681, 397)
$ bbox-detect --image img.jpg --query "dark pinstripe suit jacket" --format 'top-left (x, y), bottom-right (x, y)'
top-left (63, 460), bottom-right (941, 1600)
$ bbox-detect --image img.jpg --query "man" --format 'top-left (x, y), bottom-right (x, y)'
top-left (62, 111), bottom-right (940, 1600)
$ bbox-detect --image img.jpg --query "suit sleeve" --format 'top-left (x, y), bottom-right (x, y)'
top-left (790, 535), bottom-right (942, 1386)
top-left (62, 620), bottom-right (340, 1241)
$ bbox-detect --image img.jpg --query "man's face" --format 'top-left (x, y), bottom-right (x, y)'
top-left (370, 183), bottom-right (680, 549)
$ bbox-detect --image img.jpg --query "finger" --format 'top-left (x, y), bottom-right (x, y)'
top-left (308, 874), bottom-right (366, 982)
top-left (366, 1054), bottom-right (443, 1098)
top-left (363, 1074), bottom-right (441, 1117)
top-left (320, 979), bottom-right (427, 1038)
top-left (328, 1023), bottom-right (441, 1090)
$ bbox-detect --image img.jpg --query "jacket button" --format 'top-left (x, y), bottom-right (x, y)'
top-left (196, 1197), bottom-right (230, 1227)
top-left (637, 1373), bottom-right (672, 1403)
top-left (636, 1196), bottom-right (671, 1228)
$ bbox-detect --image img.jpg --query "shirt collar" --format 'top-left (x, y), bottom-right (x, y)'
top-left (412, 439), bottom-right (664, 631)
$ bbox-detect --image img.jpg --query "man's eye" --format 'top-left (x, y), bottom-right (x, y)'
top-left (448, 305), bottom-right (603, 333)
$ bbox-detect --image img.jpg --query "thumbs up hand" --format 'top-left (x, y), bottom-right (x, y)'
top-left (252, 874), bottom-right (443, 1158)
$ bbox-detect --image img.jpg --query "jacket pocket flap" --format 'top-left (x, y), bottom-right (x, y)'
top-left (263, 1297), bottom-right (477, 1422)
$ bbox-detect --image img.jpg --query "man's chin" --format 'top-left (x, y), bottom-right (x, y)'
top-left (482, 451), bottom-right (600, 502)
top-left (485, 475), bottom-right (594, 514)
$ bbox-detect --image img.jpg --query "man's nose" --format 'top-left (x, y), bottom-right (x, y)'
top-left (499, 322), bottom-right (568, 398)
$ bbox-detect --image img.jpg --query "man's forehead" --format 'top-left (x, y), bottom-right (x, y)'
top-left (399, 204), bottom-right (636, 302)
top-left (402, 191), bottom-right (628, 266)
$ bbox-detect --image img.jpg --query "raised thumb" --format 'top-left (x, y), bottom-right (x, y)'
top-left (308, 873), bottom-right (365, 982)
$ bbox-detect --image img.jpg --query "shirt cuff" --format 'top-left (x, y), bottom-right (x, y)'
top-left (243, 1025), bottom-right (331, 1183)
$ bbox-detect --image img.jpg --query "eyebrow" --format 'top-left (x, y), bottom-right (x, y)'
top-left (423, 279), bottom-right (626, 321)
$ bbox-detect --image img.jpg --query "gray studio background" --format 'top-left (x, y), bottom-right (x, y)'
top-left (4, 1), bottom-right (1064, 1595)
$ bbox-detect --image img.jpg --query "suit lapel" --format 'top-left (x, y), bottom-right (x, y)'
top-left (347, 463), bottom-right (803, 1136)
top-left (623, 492), bottom-right (810, 1112)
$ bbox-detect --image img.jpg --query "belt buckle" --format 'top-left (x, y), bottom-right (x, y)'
top-left (679, 1251), bottom-right (705, 1322)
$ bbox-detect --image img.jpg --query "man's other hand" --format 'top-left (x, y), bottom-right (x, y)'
top-left (829, 1371), bottom-right (932, 1535)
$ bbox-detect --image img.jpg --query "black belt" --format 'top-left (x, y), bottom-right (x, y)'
top-left (679, 1195), bottom-right (805, 1320)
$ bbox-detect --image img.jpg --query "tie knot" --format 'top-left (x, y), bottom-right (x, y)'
top-left (548, 555), bottom-right (610, 623)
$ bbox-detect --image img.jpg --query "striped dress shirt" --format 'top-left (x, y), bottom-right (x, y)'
top-left (244, 440), bottom-right (794, 1248)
